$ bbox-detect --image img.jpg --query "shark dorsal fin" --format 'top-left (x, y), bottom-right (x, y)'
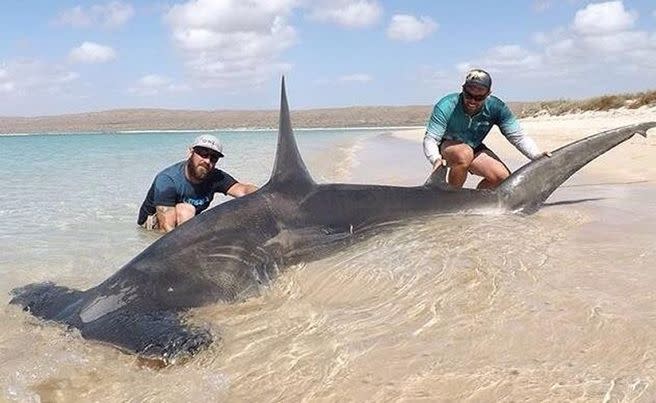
top-left (266, 77), bottom-right (316, 189)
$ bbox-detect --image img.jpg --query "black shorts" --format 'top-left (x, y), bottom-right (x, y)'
top-left (438, 140), bottom-right (510, 173)
top-left (439, 139), bottom-right (489, 155)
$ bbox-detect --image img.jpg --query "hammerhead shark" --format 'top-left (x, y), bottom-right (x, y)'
top-left (10, 78), bottom-right (655, 363)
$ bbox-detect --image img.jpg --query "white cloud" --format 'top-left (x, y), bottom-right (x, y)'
top-left (459, 45), bottom-right (543, 74)
top-left (541, 1), bottom-right (655, 65)
top-left (69, 42), bottom-right (117, 64)
top-left (55, 1), bottom-right (135, 29)
top-left (416, 67), bottom-right (453, 87)
top-left (451, 1), bottom-right (656, 97)
top-left (338, 73), bottom-right (373, 82)
top-left (533, 0), bottom-right (551, 12)
top-left (308, 0), bottom-right (382, 28)
top-left (55, 6), bottom-right (92, 28)
top-left (544, 38), bottom-right (577, 59)
top-left (581, 30), bottom-right (651, 54)
top-left (165, 0), bottom-right (297, 88)
top-left (128, 74), bottom-right (190, 96)
top-left (139, 74), bottom-right (171, 87)
top-left (532, 26), bottom-right (567, 45)
top-left (0, 60), bottom-right (79, 95)
top-left (573, 1), bottom-right (637, 35)
top-left (0, 82), bottom-right (16, 93)
top-left (387, 14), bottom-right (437, 42)
top-left (97, 1), bottom-right (135, 27)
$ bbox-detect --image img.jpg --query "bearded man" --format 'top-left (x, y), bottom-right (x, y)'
top-left (137, 134), bottom-right (257, 232)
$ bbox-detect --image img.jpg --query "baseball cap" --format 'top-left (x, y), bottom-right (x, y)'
top-left (464, 69), bottom-right (492, 90)
top-left (191, 134), bottom-right (224, 157)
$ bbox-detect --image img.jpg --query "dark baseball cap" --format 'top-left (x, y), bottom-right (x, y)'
top-left (464, 69), bottom-right (492, 90)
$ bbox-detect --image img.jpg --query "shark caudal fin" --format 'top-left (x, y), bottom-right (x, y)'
top-left (497, 122), bottom-right (655, 214)
top-left (265, 76), bottom-right (316, 191)
top-left (11, 282), bottom-right (213, 363)
top-left (10, 282), bottom-right (85, 322)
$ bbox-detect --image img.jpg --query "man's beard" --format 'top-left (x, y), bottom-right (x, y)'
top-left (188, 160), bottom-right (211, 181)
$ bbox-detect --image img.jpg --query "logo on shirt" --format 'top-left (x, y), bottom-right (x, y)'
top-left (183, 196), bottom-right (210, 207)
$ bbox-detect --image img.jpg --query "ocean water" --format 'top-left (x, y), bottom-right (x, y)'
top-left (2, 129), bottom-right (656, 402)
top-left (0, 129), bottom-right (376, 285)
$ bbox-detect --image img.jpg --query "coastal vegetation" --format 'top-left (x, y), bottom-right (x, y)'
top-left (518, 89), bottom-right (656, 117)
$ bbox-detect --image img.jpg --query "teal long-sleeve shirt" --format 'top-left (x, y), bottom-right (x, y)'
top-left (425, 92), bottom-right (521, 148)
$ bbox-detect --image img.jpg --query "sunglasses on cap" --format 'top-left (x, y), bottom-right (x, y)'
top-left (193, 147), bottom-right (221, 163)
top-left (462, 86), bottom-right (489, 102)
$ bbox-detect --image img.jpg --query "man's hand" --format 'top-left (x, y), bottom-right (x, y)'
top-left (432, 158), bottom-right (446, 172)
top-left (227, 182), bottom-right (258, 198)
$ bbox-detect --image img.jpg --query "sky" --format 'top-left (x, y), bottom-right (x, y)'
top-left (1, 0), bottom-right (655, 116)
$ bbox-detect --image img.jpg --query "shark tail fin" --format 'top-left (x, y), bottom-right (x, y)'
top-left (10, 282), bottom-right (85, 322)
top-left (497, 122), bottom-right (655, 214)
top-left (11, 283), bottom-right (212, 363)
top-left (265, 76), bottom-right (316, 190)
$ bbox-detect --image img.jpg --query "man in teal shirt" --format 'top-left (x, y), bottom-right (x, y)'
top-left (423, 69), bottom-right (549, 189)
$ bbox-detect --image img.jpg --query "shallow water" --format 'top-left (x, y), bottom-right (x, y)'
top-left (1, 131), bottom-right (655, 401)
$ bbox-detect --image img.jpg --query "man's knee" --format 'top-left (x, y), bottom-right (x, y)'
top-left (443, 146), bottom-right (474, 168)
top-left (486, 169), bottom-right (510, 186)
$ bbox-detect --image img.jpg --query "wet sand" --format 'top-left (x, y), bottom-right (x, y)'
top-left (333, 115), bottom-right (656, 401)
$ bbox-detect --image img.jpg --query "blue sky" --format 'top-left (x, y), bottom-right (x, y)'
top-left (1, 0), bottom-right (655, 115)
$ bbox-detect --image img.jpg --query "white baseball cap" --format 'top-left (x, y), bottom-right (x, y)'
top-left (191, 134), bottom-right (224, 156)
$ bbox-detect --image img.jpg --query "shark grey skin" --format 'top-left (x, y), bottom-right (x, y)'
top-left (10, 78), bottom-right (655, 362)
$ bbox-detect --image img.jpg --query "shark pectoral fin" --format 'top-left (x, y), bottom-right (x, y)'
top-left (423, 164), bottom-right (451, 190)
top-left (80, 309), bottom-right (213, 362)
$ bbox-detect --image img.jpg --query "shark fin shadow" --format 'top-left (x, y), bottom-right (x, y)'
top-left (542, 197), bottom-right (606, 208)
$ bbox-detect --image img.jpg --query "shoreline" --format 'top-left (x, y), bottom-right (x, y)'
top-left (0, 125), bottom-right (424, 137)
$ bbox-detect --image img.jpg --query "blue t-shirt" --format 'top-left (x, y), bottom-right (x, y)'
top-left (425, 92), bottom-right (521, 148)
top-left (137, 161), bottom-right (237, 225)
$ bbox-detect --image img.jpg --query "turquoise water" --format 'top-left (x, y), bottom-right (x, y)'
top-left (0, 129), bottom-right (380, 288)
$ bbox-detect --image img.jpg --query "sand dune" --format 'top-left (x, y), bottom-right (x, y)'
top-left (0, 106), bottom-right (432, 134)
